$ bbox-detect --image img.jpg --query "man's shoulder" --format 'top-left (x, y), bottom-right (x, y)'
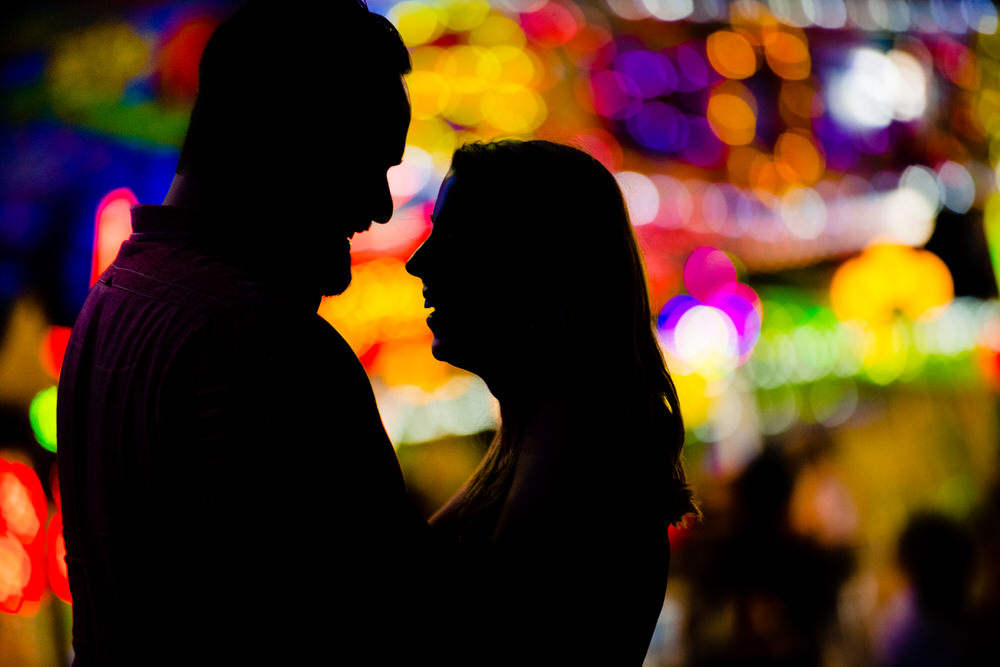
top-left (198, 295), bottom-right (354, 362)
top-left (81, 248), bottom-right (356, 371)
top-left (106, 237), bottom-right (267, 312)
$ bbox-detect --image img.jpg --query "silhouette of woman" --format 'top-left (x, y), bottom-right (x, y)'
top-left (407, 139), bottom-right (699, 664)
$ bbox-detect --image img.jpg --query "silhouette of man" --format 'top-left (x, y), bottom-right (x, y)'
top-left (57, 3), bottom-right (432, 664)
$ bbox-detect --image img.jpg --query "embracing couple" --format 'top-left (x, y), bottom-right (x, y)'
top-left (56, 2), bottom-right (697, 665)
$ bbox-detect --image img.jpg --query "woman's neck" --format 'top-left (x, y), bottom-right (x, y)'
top-left (497, 389), bottom-right (578, 461)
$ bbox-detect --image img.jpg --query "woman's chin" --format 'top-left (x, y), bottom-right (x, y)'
top-left (429, 336), bottom-right (454, 364)
top-left (430, 336), bottom-right (474, 374)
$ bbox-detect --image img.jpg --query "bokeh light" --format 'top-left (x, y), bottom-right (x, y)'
top-left (519, 0), bottom-right (580, 47)
top-left (616, 171), bottom-right (659, 225)
top-left (763, 27), bottom-right (811, 80)
top-left (830, 244), bottom-right (954, 326)
top-left (28, 387), bottom-right (58, 453)
top-left (659, 247), bottom-right (762, 374)
top-left (157, 16), bottom-right (219, 101)
top-left (4, 1), bottom-right (1000, 663)
top-left (706, 30), bottom-right (758, 80)
top-left (828, 46), bottom-right (928, 130)
top-left (707, 81), bottom-right (758, 145)
top-left (0, 458), bottom-right (47, 615)
top-left (389, 1), bottom-right (446, 46)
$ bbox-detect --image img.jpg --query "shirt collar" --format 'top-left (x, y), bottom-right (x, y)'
top-left (129, 204), bottom-right (214, 239)
top-left (129, 204), bottom-right (323, 312)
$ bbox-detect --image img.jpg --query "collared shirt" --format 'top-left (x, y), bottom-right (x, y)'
top-left (57, 205), bottom-right (435, 665)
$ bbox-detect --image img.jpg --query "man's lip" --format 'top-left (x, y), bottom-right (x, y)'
top-left (348, 225), bottom-right (371, 239)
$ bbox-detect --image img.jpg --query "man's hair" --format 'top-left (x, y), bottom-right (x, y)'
top-left (175, 1), bottom-right (411, 178)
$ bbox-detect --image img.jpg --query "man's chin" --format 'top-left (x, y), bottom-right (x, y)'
top-left (306, 243), bottom-right (352, 298)
top-left (320, 269), bottom-right (352, 297)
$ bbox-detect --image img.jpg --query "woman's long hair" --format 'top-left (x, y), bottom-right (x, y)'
top-left (434, 139), bottom-right (699, 545)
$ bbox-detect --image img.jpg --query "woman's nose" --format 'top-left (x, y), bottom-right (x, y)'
top-left (405, 240), bottom-right (427, 277)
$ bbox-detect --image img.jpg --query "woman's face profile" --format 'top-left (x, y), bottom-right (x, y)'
top-left (406, 171), bottom-right (527, 378)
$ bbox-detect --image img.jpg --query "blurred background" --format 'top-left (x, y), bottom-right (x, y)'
top-left (2, 0), bottom-right (1000, 665)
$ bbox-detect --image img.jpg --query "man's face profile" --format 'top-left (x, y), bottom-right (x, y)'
top-left (311, 76), bottom-right (410, 298)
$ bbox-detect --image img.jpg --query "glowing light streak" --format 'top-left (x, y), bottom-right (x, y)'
top-left (92, 188), bottom-right (139, 285)
top-left (610, 171), bottom-right (957, 269)
top-left (745, 295), bottom-right (998, 398)
top-left (0, 458), bottom-right (47, 615)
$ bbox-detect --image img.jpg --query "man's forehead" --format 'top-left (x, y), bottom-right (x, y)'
top-left (370, 78), bottom-right (410, 130)
top-left (341, 78), bottom-right (409, 161)
top-left (363, 75), bottom-right (410, 118)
